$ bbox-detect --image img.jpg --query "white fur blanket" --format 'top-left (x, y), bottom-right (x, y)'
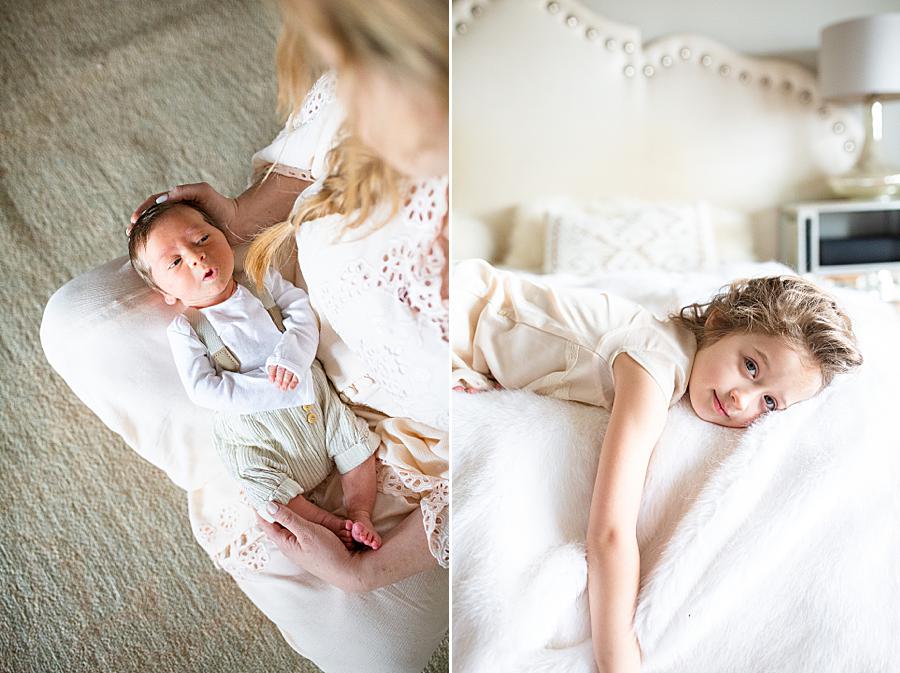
top-left (452, 267), bottom-right (900, 673)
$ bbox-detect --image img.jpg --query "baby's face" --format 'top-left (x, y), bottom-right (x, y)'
top-left (687, 332), bottom-right (823, 428)
top-left (141, 206), bottom-right (235, 308)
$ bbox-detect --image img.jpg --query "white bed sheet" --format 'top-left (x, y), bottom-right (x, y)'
top-left (452, 263), bottom-right (900, 673)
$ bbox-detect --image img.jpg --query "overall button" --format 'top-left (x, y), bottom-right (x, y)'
top-left (307, 412), bottom-right (318, 424)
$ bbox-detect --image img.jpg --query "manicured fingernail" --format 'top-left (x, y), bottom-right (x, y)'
top-left (155, 194), bottom-right (169, 204)
top-left (266, 501), bottom-right (278, 515)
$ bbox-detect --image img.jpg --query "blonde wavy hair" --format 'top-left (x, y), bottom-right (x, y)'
top-left (670, 276), bottom-right (863, 386)
top-left (245, 0), bottom-right (449, 287)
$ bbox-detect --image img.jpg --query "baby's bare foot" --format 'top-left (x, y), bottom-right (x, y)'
top-left (320, 514), bottom-right (355, 550)
top-left (337, 520), bottom-right (355, 551)
top-left (282, 496), bottom-right (355, 550)
top-left (323, 516), bottom-right (353, 550)
top-left (350, 515), bottom-right (382, 550)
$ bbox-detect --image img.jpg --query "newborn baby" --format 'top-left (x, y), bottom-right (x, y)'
top-left (129, 200), bottom-right (381, 551)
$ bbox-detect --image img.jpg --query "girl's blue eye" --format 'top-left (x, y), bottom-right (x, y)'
top-left (744, 358), bottom-right (758, 377)
top-left (763, 395), bottom-right (777, 412)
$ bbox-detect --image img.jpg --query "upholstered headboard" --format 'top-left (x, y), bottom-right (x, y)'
top-left (452, 0), bottom-right (863, 263)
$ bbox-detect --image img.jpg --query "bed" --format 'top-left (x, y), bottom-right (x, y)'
top-left (450, 1), bottom-right (900, 671)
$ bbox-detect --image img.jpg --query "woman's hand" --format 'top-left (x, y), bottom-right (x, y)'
top-left (129, 172), bottom-right (308, 242)
top-left (257, 501), bottom-right (367, 592)
top-left (128, 182), bottom-right (239, 239)
top-left (259, 498), bottom-right (438, 591)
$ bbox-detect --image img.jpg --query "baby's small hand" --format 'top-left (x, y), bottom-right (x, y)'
top-left (268, 365), bottom-right (299, 391)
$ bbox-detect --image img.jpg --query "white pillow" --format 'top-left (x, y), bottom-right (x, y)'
top-left (502, 198), bottom-right (567, 271)
top-left (451, 210), bottom-right (496, 262)
top-left (39, 245), bottom-right (298, 491)
top-left (544, 200), bottom-right (717, 275)
top-left (500, 197), bottom-right (771, 273)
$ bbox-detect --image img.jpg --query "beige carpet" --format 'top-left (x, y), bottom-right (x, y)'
top-left (0, 1), bottom-right (447, 671)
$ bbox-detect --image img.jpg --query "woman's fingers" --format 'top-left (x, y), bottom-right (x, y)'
top-left (256, 515), bottom-right (303, 553)
top-left (128, 191), bottom-right (168, 230)
top-left (169, 182), bottom-right (238, 232)
top-left (261, 501), bottom-right (312, 544)
top-left (129, 182), bottom-right (238, 238)
top-left (166, 182), bottom-right (213, 204)
top-left (274, 366), bottom-right (286, 389)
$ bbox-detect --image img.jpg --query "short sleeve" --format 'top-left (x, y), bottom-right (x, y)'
top-left (599, 319), bottom-right (697, 407)
top-left (251, 72), bottom-right (346, 183)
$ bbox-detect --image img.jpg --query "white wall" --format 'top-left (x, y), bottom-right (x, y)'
top-left (581, 0), bottom-right (900, 166)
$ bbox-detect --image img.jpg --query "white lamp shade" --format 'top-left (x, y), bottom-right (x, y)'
top-left (819, 13), bottom-right (900, 101)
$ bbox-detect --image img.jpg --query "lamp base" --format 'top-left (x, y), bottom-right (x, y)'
top-left (828, 95), bottom-right (900, 199)
top-left (829, 170), bottom-right (900, 199)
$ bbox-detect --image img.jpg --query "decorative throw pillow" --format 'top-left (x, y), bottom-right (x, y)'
top-left (543, 200), bottom-right (718, 274)
top-left (451, 211), bottom-right (496, 262)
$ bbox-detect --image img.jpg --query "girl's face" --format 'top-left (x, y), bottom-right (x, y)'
top-left (142, 207), bottom-right (235, 309)
top-left (687, 332), bottom-right (823, 428)
top-left (311, 35), bottom-right (448, 177)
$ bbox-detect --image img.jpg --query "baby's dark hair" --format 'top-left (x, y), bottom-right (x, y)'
top-left (128, 200), bottom-right (222, 290)
top-left (670, 275), bottom-right (863, 386)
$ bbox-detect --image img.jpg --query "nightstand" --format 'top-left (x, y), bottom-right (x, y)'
top-left (779, 199), bottom-right (900, 311)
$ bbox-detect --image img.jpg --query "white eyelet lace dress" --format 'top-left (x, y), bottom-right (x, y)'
top-left (250, 73), bottom-right (450, 568)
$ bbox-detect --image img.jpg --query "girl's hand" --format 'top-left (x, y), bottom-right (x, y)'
top-left (257, 501), bottom-right (366, 593)
top-left (128, 182), bottom-right (239, 240)
top-left (452, 383), bottom-right (501, 394)
top-left (268, 365), bottom-right (299, 391)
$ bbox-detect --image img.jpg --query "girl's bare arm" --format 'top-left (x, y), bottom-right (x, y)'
top-left (588, 353), bottom-right (669, 673)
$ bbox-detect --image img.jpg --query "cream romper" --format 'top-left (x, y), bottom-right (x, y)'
top-left (451, 259), bottom-right (698, 408)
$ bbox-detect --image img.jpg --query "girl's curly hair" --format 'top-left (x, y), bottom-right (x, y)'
top-left (670, 276), bottom-right (863, 386)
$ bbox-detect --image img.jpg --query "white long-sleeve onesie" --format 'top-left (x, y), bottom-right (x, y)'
top-left (166, 269), bottom-right (320, 413)
top-left (166, 268), bottom-right (373, 510)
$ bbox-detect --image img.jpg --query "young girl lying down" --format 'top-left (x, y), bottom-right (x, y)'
top-left (129, 200), bottom-right (381, 551)
top-left (451, 259), bottom-right (862, 673)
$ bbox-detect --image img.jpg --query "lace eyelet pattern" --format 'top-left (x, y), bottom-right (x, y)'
top-left (292, 73), bottom-right (338, 129)
top-left (377, 462), bottom-right (449, 568)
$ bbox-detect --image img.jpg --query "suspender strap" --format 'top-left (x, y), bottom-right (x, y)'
top-left (183, 307), bottom-right (242, 373)
top-left (236, 271), bottom-right (285, 333)
top-left (181, 272), bottom-right (286, 373)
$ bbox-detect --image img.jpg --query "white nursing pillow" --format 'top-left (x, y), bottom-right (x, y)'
top-left (40, 245), bottom-right (300, 491)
